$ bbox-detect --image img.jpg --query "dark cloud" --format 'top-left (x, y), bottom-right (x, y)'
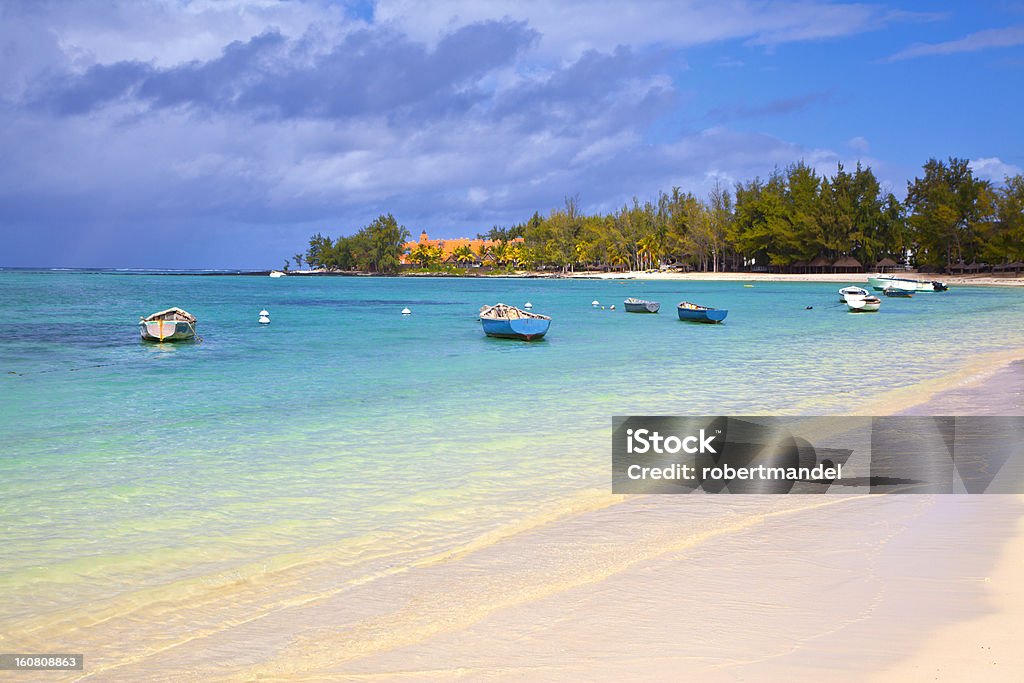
top-left (492, 46), bottom-right (674, 131)
top-left (2, 1), bottom-right (898, 268)
top-left (32, 20), bottom-right (539, 120)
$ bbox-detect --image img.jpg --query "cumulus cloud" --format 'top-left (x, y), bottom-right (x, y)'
top-left (969, 157), bottom-right (1023, 182)
top-left (31, 21), bottom-right (539, 119)
top-left (0, 0), bottom-right (923, 266)
top-left (847, 136), bottom-right (870, 154)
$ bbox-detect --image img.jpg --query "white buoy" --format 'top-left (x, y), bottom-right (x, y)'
top-left (524, 302), bottom-right (533, 309)
top-left (259, 310), bottom-right (269, 316)
top-left (258, 309), bottom-right (270, 324)
top-left (402, 307), bottom-right (412, 315)
top-left (610, 305), bottom-right (616, 310)
top-left (592, 300), bottom-right (600, 307)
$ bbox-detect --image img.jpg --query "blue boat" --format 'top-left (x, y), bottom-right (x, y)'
top-left (479, 303), bottom-right (551, 341)
top-left (677, 301), bottom-right (728, 324)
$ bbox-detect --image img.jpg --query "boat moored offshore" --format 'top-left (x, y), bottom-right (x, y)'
top-left (867, 274), bottom-right (947, 292)
top-left (623, 298), bottom-right (660, 313)
top-left (139, 307), bottom-right (197, 342)
top-left (677, 301), bottom-right (728, 323)
top-left (838, 286), bottom-right (869, 302)
top-left (844, 293), bottom-right (881, 312)
top-left (479, 303), bottom-right (551, 341)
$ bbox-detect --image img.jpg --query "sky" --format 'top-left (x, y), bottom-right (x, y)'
top-left (1, 0), bottom-right (1022, 268)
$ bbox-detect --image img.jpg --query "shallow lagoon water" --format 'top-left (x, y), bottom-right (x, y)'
top-left (1, 271), bottom-right (1023, 666)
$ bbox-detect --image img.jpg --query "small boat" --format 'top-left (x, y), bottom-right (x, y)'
top-left (838, 286), bottom-right (869, 302)
top-left (677, 301), bottom-right (728, 323)
top-left (867, 275), bottom-right (947, 292)
top-left (479, 303), bottom-right (551, 340)
top-left (624, 298), bottom-right (660, 313)
top-left (845, 294), bottom-right (881, 312)
top-left (882, 287), bottom-right (913, 298)
top-left (140, 307), bottom-right (197, 342)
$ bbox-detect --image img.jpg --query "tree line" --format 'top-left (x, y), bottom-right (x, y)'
top-left (291, 213), bottom-right (409, 273)
top-left (293, 158), bottom-right (1024, 273)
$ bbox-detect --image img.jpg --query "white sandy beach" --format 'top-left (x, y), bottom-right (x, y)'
top-left (567, 270), bottom-right (1024, 287)
top-left (44, 359), bottom-right (1021, 683)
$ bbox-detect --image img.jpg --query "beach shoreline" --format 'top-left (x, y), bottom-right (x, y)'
top-left (870, 497), bottom-right (1024, 682)
top-left (264, 268), bottom-right (1024, 287)
top-left (565, 270), bottom-right (1024, 287)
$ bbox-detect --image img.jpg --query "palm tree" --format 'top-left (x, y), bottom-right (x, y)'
top-left (452, 244), bottom-right (476, 267)
top-left (506, 242), bottom-right (527, 269)
top-left (491, 241), bottom-right (510, 266)
top-left (410, 243), bottom-right (442, 267)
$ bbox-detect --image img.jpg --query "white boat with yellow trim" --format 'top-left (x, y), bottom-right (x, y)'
top-left (139, 307), bottom-right (197, 342)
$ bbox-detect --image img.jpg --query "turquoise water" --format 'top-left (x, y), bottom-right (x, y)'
top-left (2, 272), bottom-right (1024, 642)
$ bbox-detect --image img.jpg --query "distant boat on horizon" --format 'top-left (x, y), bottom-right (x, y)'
top-left (479, 303), bottom-right (551, 341)
top-left (677, 301), bottom-right (728, 323)
top-left (139, 307), bottom-right (197, 342)
top-left (624, 297), bottom-right (660, 313)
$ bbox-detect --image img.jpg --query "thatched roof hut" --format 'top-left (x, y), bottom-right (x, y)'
top-left (832, 256), bottom-right (863, 273)
top-left (807, 255), bottom-right (831, 273)
top-left (875, 257), bottom-right (898, 272)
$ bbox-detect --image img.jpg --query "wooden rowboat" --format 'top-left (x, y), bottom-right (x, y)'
top-left (677, 301), bottom-right (728, 323)
top-left (624, 298), bottom-right (660, 313)
top-left (140, 307), bottom-right (197, 342)
top-left (479, 303), bottom-right (550, 341)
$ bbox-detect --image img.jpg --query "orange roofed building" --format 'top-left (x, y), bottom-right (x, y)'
top-left (400, 231), bottom-right (524, 266)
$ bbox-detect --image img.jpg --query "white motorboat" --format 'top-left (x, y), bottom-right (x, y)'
top-left (838, 286), bottom-right (869, 302)
top-left (867, 274), bottom-right (947, 292)
top-left (844, 293), bottom-right (882, 312)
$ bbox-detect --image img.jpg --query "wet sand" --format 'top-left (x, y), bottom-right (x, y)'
top-left (903, 360), bottom-right (1024, 416)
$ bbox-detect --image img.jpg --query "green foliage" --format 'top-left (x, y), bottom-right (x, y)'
top-left (304, 214), bottom-right (410, 273)
top-left (294, 162), bottom-right (1023, 274)
top-left (452, 244), bottom-right (476, 265)
top-left (410, 242), bottom-right (443, 267)
top-left (981, 174), bottom-right (1024, 263)
top-left (905, 158), bottom-right (994, 267)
